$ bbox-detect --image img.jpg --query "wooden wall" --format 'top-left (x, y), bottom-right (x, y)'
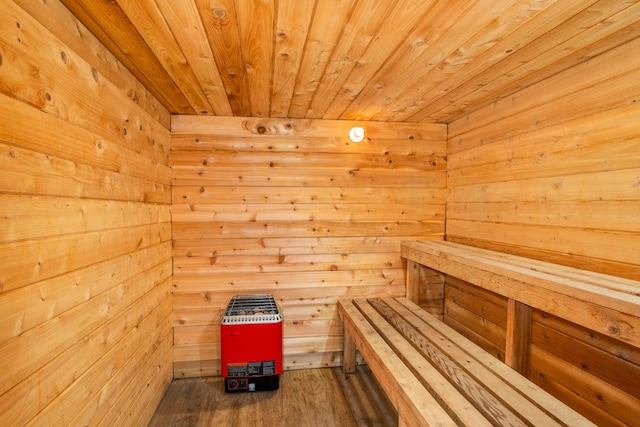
top-left (445, 31), bottom-right (640, 425)
top-left (443, 276), bottom-right (507, 361)
top-left (529, 308), bottom-right (640, 426)
top-left (446, 35), bottom-right (640, 281)
top-left (0, 1), bottom-right (173, 425)
top-left (171, 116), bottom-right (446, 377)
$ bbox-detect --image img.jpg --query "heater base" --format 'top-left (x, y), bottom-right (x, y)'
top-left (224, 375), bottom-right (280, 392)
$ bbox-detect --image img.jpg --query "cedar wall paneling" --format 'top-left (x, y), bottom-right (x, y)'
top-left (171, 116), bottom-right (446, 377)
top-left (0, 1), bottom-right (172, 426)
top-left (443, 276), bottom-right (508, 362)
top-left (446, 35), bottom-right (640, 425)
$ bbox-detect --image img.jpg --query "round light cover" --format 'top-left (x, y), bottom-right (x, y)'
top-left (349, 126), bottom-right (365, 143)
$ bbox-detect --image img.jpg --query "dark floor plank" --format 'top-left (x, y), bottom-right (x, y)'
top-left (149, 367), bottom-right (397, 426)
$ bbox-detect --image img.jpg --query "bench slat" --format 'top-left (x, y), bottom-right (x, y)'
top-left (339, 297), bottom-right (596, 426)
top-left (392, 297), bottom-right (596, 427)
top-left (352, 299), bottom-right (493, 427)
top-left (337, 299), bottom-right (458, 426)
top-left (364, 298), bottom-right (528, 427)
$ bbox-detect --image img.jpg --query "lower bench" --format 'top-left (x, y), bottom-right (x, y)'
top-left (338, 297), bottom-right (595, 427)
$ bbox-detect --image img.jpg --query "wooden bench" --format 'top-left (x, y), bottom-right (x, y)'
top-left (338, 240), bottom-right (640, 426)
top-left (402, 240), bottom-right (640, 371)
top-left (338, 297), bottom-right (595, 426)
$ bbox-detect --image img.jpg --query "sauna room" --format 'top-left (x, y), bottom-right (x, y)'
top-left (1, 0), bottom-right (639, 425)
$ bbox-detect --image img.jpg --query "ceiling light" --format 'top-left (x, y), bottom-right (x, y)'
top-left (348, 126), bottom-right (365, 143)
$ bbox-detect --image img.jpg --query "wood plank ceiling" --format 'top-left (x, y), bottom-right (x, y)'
top-left (60, 0), bottom-right (640, 123)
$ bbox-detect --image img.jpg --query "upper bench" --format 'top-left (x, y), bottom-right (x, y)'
top-left (400, 240), bottom-right (640, 368)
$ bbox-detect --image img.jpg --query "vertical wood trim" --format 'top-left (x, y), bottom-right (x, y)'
top-left (405, 260), bottom-right (420, 304)
top-left (505, 299), bottom-right (532, 375)
top-left (342, 328), bottom-right (356, 374)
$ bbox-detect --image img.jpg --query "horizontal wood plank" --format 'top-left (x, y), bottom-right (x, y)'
top-left (171, 116), bottom-right (446, 140)
top-left (0, 223), bottom-right (170, 292)
top-left (529, 344), bottom-right (640, 427)
top-left (0, 142), bottom-right (170, 204)
top-left (172, 166), bottom-right (445, 188)
top-left (173, 220), bottom-right (442, 240)
top-left (173, 186), bottom-right (445, 205)
top-left (172, 236), bottom-right (425, 257)
top-left (0, 195), bottom-right (171, 244)
top-left (171, 150), bottom-right (443, 170)
top-left (447, 200), bottom-right (640, 233)
top-left (173, 271), bottom-right (406, 294)
top-left (172, 203), bottom-right (442, 222)
top-left (531, 310), bottom-right (640, 399)
top-left (174, 252), bottom-right (404, 274)
top-left (445, 219), bottom-right (639, 267)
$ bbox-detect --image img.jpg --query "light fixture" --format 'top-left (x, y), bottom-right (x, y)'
top-left (348, 126), bottom-right (365, 143)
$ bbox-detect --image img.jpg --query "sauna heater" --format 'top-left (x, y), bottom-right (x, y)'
top-left (221, 294), bottom-right (283, 392)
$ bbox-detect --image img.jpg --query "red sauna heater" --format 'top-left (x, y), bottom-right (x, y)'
top-left (220, 294), bottom-right (283, 392)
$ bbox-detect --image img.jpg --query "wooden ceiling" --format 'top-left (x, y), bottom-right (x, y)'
top-left (60, 0), bottom-right (639, 123)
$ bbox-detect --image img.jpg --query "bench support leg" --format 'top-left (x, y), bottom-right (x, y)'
top-left (505, 299), bottom-right (532, 375)
top-left (406, 260), bottom-right (421, 304)
top-left (342, 328), bottom-right (356, 373)
top-left (406, 260), bottom-right (446, 320)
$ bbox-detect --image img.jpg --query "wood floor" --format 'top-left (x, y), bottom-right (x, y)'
top-left (149, 366), bottom-right (397, 426)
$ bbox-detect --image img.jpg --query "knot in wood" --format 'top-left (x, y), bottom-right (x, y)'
top-left (212, 8), bottom-right (226, 19)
